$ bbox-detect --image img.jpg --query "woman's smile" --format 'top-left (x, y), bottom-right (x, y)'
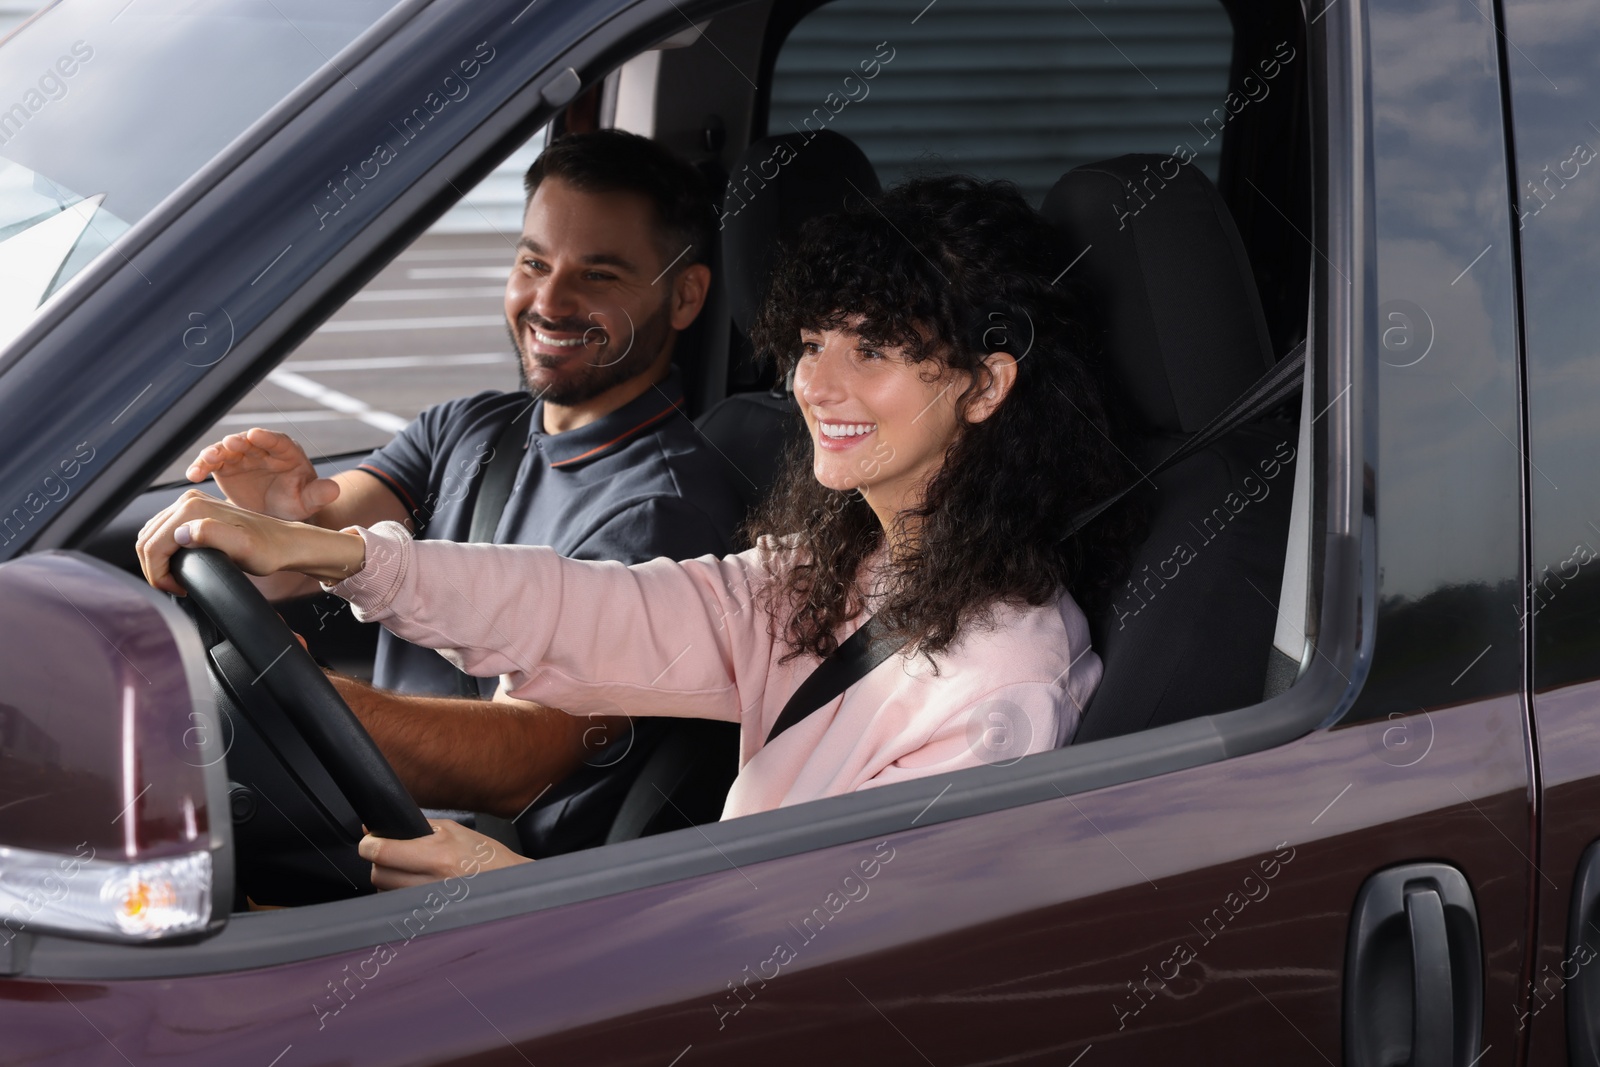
top-left (814, 419), bottom-right (879, 450)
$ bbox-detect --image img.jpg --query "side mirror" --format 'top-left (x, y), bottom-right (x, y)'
top-left (0, 551), bottom-right (231, 950)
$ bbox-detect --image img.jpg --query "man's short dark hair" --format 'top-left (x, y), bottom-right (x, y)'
top-left (523, 129), bottom-right (714, 272)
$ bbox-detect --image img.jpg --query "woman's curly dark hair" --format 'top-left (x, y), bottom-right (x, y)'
top-left (745, 174), bottom-right (1140, 667)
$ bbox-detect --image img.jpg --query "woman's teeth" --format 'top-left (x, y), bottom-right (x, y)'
top-left (820, 422), bottom-right (876, 438)
top-left (534, 330), bottom-right (587, 348)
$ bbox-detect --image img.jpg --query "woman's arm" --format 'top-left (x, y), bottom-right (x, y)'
top-left (136, 488), bottom-right (369, 594)
top-left (325, 521), bottom-right (776, 724)
top-left (137, 491), bottom-right (781, 727)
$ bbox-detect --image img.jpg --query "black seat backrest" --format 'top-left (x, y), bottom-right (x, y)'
top-left (695, 131), bottom-right (882, 513)
top-left (1041, 154), bottom-right (1299, 743)
top-left (674, 158), bottom-right (729, 419)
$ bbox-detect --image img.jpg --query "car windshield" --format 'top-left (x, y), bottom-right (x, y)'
top-left (0, 0), bottom-right (410, 350)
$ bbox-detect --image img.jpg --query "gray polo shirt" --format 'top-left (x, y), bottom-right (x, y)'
top-left (354, 365), bottom-right (746, 855)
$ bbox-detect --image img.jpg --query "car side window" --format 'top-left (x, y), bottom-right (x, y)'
top-left (768, 0), bottom-right (1236, 203)
top-left (149, 129), bottom-right (547, 486)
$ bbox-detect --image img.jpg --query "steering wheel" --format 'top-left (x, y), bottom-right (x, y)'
top-left (171, 546), bottom-right (432, 842)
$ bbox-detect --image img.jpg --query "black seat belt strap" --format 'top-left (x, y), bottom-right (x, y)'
top-left (1063, 340), bottom-right (1306, 540)
top-left (452, 400), bottom-right (536, 850)
top-left (453, 401), bottom-right (534, 698)
top-left (765, 617), bottom-right (901, 745)
top-left (469, 402), bottom-right (535, 544)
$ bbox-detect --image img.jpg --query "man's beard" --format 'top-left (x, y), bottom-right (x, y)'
top-left (510, 296), bottom-right (674, 406)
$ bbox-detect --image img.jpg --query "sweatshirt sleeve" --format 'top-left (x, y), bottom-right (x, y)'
top-left (322, 520), bottom-right (781, 723)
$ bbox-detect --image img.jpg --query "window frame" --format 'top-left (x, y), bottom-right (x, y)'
top-left (17, 0), bottom-right (1372, 980)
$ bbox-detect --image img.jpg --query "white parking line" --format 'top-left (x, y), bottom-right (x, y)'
top-left (351, 286), bottom-right (506, 302)
top-left (267, 370), bottom-right (410, 432)
top-left (406, 266), bottom-right (510, 280)
top-left (316, 315), bottom-right (505, 333)
top-left (285, 352), bottom-right (513, 372)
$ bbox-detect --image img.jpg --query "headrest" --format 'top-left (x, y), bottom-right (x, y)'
top-left (1041, 154), bottom-right (1273, 435)
top-left (721, 130), bottom-right (881, 336)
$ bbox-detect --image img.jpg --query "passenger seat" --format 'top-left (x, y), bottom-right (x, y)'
top-left (1040, 154), bottom-right (1300, 742)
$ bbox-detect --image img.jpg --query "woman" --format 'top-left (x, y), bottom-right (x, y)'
top-left (137, 175), bottom-right (1133, 887)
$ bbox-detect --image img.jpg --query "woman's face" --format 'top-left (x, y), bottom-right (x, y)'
top-left (793, 322), bottom-right (975, 519)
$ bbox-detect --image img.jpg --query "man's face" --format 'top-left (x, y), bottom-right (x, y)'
top-left (504, 177), bottom-right (688, 406)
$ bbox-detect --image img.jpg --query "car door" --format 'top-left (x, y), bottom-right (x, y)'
top-left (1496, 1), bottom-right (1600, 1063)
top-left (0, 3), bottom-right (1537, 1067)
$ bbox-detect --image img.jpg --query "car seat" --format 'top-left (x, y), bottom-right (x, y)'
top-left (1040, 154), bottom-right (1301, 742)
top-left (693, 130), bottom-right (883, 513)
top-left (674, 157), bottom-right (731, 419)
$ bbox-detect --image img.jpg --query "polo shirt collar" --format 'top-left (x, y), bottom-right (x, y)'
top-left (530, 365), bottom-right (688, 468)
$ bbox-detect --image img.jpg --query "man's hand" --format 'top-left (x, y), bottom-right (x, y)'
top-left (186, 427), bottom-right (341, 522)
top-left (358, 819), bottom-right (531, 890)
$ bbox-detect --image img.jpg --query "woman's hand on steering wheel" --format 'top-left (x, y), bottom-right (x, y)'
top-left (137, 488), bottom-right (366, 596)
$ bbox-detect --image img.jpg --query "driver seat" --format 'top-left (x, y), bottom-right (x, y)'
top-left (1041, 154), bottom-right (1300, 743)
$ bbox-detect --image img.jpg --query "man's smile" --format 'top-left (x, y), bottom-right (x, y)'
top-left (532, 329), bottom-right (589, 349)
top-left (521, 315), bottom-right (603, 357)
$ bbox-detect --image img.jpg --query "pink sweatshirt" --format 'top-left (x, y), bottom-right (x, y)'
top-left (325, 520), bottom-right (1101, 819)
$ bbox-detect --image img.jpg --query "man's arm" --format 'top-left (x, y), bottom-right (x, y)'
top-left (324, 673), bottom-right (624, 817)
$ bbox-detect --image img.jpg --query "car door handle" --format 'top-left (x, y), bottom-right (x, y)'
top-left (1407, 886), bottom-right (1453, 1067)
top-left (1345, 863), bottom-right (1482, 1067)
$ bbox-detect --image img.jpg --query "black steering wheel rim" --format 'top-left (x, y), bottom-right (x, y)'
top-left (172, 546), bottom-right (432, 841)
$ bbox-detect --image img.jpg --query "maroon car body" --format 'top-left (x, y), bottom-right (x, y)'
top-left (2, 0), bottom-right (1599, 1063)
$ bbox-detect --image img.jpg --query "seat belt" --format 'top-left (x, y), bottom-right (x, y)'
top-left (759, 340), bottom-right (1309, 745)
top-left (1062, 340), bottom-right (1305, 540)
top-left (765, 617), bottom-right (899, 745)
top-left (452, 403), bottom-right (534, 698)
top-left (452, 401), bottom-right (533, 851)
top-left (471, 403), bottom-right (535, 543)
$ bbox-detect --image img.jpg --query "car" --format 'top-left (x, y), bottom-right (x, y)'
top-left (0, 0), bottom-right (1595, 1062)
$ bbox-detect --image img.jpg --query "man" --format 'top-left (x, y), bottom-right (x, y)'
top-left (185, 130), bottom-right (746, 857)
